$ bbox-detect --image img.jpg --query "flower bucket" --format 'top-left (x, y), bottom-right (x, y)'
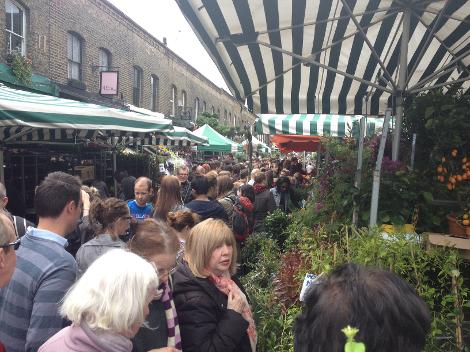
top-left (446, 214), bottom-right (468, 238)
top-left (381, 224), bottom-right (415, 234)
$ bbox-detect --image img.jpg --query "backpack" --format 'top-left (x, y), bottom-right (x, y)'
top-left (231, 199), bottom-right (250, 242)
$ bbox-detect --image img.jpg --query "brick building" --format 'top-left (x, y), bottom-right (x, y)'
top-left (0, 0), bottom-right (256, 127)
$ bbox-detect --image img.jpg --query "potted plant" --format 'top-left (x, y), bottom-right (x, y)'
top-left (6, 51), bottom-right (32, 85)
top-left (436, 148), bottom-right (470, 237)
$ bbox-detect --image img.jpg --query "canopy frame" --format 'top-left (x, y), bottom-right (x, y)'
top-left (176, 0), bottom-right (470, 160)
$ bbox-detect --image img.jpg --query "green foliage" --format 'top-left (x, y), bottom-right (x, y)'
top-left (263, 210), bottom-right (291, 250)
top-left (7, 52), bottom-right (32, 85)
top-left (196, 112), bottom-right (242, 138)
top-left (243, 222), bottom-right (470, 351)
top-left (343, 326), bottom-right (366, 352)
top-left (403, 90), bottom-right (470, 169)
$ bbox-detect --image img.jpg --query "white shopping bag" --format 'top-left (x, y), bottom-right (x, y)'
top-left (299, 273), bottom-right (323, 302)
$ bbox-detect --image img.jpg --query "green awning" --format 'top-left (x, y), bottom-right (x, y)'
top-left (193, 124), bottom-right (241, 153)
top-left (122, 126), bottom-right (209, 147)
top-left (0, 84), bottom-right (173, 144)
top-left (0, 63), bottom-right (59, 96)
top-left (255, 114), bottom-right (386, 137)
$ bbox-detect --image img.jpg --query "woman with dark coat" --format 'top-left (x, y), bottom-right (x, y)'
top-left (252, 172), bottom-right (276, 232)
top-left (172, 219), bottom-right (256, 352)
top-left (128, 219), bottom-right (182, 352)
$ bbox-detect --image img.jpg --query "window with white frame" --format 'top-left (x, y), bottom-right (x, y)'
top-left (194, 97), bottom-right (200, 120)
top-left (211, 106), bottom-right (215, 114)
top-left (170, 85), bottom-right (177, 116)
top-left (202, 101), bottom-right (206, 113)
top-left (133, 66), bottom-right (143, 106)
top-left (151, 75), bottom-right (159, 112)
top-left (181, 90), bottom-right (187, 109)
top-left (67, 32), bottom-right (82, 80)
top-left (5, 0), bottom-right (25, 55)
top-left (98, 48), bottom-right (111, 72)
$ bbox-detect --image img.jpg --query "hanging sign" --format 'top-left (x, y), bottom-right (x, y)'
top-left (100, 71), bottom-right (119, 95)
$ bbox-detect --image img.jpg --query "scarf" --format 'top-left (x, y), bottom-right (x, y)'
top-left (160, 282), bottom-right (182, 351)
top-left (80, 322), bottom-right (133, 352)
top-left (209, 274), bottom-right (257, 352)
top-left (253, 184), bottom-right (268, 195)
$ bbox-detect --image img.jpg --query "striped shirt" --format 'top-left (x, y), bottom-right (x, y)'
top-left (0, 228), bottom-right (77, 352)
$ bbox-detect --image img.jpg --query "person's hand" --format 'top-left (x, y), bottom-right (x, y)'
top-left (147, 348), bottom-right (178, 352)
top-left (227, 288), bottom-right (246, 314)
top-left (81, 189), bottom-right (91, 217)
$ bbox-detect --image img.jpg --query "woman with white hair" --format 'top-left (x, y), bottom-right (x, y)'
top-left (39, 249), bottom-right (158, 352)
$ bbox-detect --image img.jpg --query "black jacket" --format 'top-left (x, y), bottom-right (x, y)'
top-left (172, 261), bottom-right (251, 352)
top-left (185, 200), bottom-right (228, 222)
top-left (132, 299), bottom-right (168, 352)
top-left (253, 189), bottom-right (276, 232)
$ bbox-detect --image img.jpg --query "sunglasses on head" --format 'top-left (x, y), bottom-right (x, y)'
top-left (0, 238), bottom-right (21, 251)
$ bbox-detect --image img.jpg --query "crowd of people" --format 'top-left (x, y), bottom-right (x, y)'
top-left (0, 154), bottom-right (431, 352)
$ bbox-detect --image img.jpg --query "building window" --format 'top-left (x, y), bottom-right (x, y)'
top-left (229, 112), bottom-right (232, 125)
top-left (151, 75), bottom-right (159, 112)
top-left (217, 108), bottom-right (221, 117)
top-left (98, 48), bottom-right (111, 72)
top-left (133, 66), bottom-right (143, 107)
top-left (170, 85), bottom-right (177, 116)
top-left (5, 0), bottom-right (25, 55)
top-left (194, 97), bottom-right (200, 120)
top-left (224, 109), bottom-right (227, 122)
top-left (67, 32), bottom-right (82, 80)
top-left (211, 106), bottom-right (215, 114)
top-left (202, 101), bottom-right (206, 113)
top-left (181, 90), bottom-right (187, 109)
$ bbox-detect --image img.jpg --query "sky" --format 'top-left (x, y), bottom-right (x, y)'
top-left (107, 0), bottom-right (230, 93)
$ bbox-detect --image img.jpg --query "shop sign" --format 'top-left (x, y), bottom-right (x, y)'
top-left (100, 71), bottom-right (119, 95)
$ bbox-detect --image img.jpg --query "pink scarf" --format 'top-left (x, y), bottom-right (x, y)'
top-left (209, 274), bottom-right (257, 351)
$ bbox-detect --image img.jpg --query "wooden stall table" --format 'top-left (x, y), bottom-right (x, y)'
top-left (425, 233), bottom-right (470, 260)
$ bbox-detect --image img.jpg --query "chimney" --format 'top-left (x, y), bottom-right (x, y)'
top-left (163, 37), bottom-right (167, 46)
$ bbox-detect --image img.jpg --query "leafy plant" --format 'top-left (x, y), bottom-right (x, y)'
top-left (196, 112), bottom-right (242, 138)
top-left (6, 52), bottom-right (32, 85)
top-left (343, 326), bottom-right (366, 352)
top-left (263, 210), bottom-right (291, 249)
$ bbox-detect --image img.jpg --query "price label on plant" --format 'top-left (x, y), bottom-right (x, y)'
top-left (300, 273), bottom-right (323, 302)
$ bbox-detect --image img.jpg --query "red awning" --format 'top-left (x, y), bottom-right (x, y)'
top-left (271, 135), bottom-right (321, 153)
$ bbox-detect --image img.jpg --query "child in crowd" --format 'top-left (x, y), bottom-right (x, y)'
top-left (128, 177), bottom-right (153, 220)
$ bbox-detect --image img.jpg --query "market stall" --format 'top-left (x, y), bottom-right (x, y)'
top-left (255, 114), bottom-right (384, 137)
top-left (193, 124), bottom-right (242, 153)
top-left (242, 135), bottom-right (271, 154)
top-left (0, 84), bottom-right (173, 208)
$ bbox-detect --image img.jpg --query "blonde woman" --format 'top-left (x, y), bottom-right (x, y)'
top-left (172, 219), bottom-right (256, 352)
top-left (39, 249), bottom-right (158, 352)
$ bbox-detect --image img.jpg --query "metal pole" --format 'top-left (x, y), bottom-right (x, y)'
top-left (410, 133), bottom-right (417, 170)
top-left (370, 109), bottom-right (391, 227)
top-left (0, 149), bottom-right (4, 185)
top-left (392, 6), bottom-right (411, 161)
top-left (113, 151), bottom-right (117, 197)
top-left (352, 116), bottom-right (366, 226)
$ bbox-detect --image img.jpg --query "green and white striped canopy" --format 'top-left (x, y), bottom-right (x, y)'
top-left (0, 85), bottom-right (173, 144)
top-left (176, 0), bottom-right (470, 115)
top-left (255, 114), bottom-right (385, 137)
top-left (123, 126), bottom-right (209, 147)
top-left (194, 124), bottom-right (242, 153)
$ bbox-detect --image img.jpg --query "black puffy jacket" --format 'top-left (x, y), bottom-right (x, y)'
top-left (172, 261), bottom-right (251, 352)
